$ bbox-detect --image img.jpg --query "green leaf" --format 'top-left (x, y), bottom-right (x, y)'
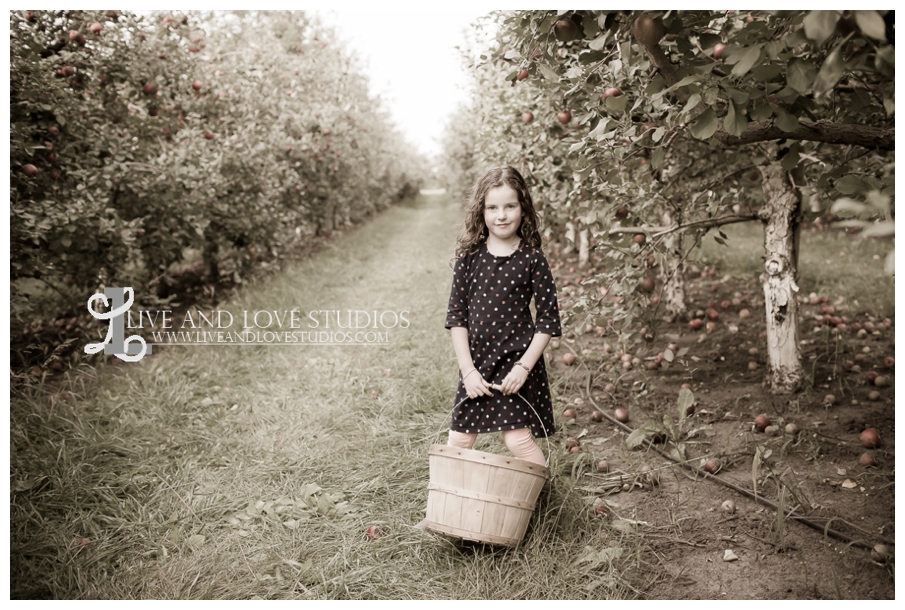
top-left (682, 93), bottom-right (701, 115)
top-left (787, 58), bottom-right (817, 93)
top-left (625, 427), bottom-right (648, 449)
top-left (690, 108), bottom-right (718, 140)
top-left (606, 95), bottom-right (628, 113)
top-left (752, 64), bottom-right (782, 82)
top-left (589, 31), bottom-right (609, 51)
top-left (728, 45), bottom-right (763, 78)
top-left (539, 64), bottom-right (560, 82)
top-left (651, 147), bottom-right (664, 169)
top-left (803, 10), bottom-right (840, 46)
top-left (724, 100), bottom-right (748, 137)
top-left (865, 190), bottom-right (891, 215)
top-left (854, 11), bottom-right (886, 41)
top-left (589, 118), bottom-right (612, 141)
top-left (645, 73), bottom-right (665, 96)
top-left (830, 197), bottom-right (867, 217)
top-left (813, 42), bottom-right (846, 95)
top-left (861, 221), bottom-right (895, 238)
top-left (722, 87), bottom-right (749, 105)
top-left (745, 101), bottom-right (767, 121)
top-left (773, 107), bottom-right (798, 132)
top-left (834, 175), bottom-right (868, 196)
top-left (780, 142), bottom-right (800, 170)
top-left (677, 388), bottom-right (694, 423)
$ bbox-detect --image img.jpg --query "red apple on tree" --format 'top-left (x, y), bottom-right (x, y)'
top-left (553, 18), bottom-right (582, 42)
top-left (204, 131), bottom-right (214, 139)
top-left (632, 13), bottom-right (666, 45)
top-left (602, 87), bottom-right (621, 100)
top-left (143, 82), bottom-right (157, 95)
top-left (517, 69), bottom-right (529, 81)
top-left (557, 110), bottom-right (572, 124)
top-left (522, 111), bottom-right (534, 124)
top-left (192, 80), bottom-right (202, 91)
top-left (639, 277), bottom-right (655, 293)
top-left (22, 164), bottom-right (38, 177)
top-left (713, 43), bottom-right (726, 58)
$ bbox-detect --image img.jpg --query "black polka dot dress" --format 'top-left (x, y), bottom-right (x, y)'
top-left (445, 240), bottom-right (562, 438)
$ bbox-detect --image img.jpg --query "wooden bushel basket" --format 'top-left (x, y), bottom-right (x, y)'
top-left (424, 389), bottom-right (551, 546)
top-left (423, 443), bottom-right (549, 547)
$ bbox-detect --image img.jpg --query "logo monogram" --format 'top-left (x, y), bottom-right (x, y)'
top-left (84, 287), bottom-right (152, 362)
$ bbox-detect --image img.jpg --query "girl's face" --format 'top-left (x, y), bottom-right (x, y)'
top-left (483, 184), bottom-right (522, 242)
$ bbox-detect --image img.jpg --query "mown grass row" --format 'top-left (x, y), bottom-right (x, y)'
top-left (11, 193), bottom-right (644, 600)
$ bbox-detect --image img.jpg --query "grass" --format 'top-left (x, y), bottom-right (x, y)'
top-left (694, 221), bottom-right (895, 318)
top-left (10, 193), bottom-right (644, 600)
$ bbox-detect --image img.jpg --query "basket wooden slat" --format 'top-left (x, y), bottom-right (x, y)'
top-left (424, 444), bottom-right (549, 546)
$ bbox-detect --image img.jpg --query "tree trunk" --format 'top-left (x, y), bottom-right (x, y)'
top-left (660, 210), bottom-right (686, 322)
top-left (578, 228), bottom-right (589, 268)
top-left (758, 159), bottom-right (804, 393)
top-left (562, 221), bottom-right (575, 255)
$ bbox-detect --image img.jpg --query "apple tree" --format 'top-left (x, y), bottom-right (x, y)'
top-left (444, 10), bottom-right (894, 393)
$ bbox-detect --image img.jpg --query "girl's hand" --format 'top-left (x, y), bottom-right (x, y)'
top-left (499, 366), bottom-right (529, 395)
top-left (463, 370), bottom-right (493, 399)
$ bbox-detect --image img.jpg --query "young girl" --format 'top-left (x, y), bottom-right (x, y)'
top-left (444, 166), bottom-right (562, 466)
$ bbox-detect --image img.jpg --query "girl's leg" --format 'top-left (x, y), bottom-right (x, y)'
top-left (502, 428), bottom-right (546, 466)
top-left (447, 430), bottom-right (477, 449)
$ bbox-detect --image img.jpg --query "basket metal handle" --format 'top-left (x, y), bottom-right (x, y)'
top-left (435, 385), bottom-right (552, 468)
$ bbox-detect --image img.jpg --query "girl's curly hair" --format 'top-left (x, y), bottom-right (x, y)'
top-left (451, 166), bottom-right (543, 263)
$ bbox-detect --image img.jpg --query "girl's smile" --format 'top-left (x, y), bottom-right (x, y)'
top-left (484, 185), bottom-right (522, 247)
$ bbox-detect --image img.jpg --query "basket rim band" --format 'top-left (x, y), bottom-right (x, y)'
top-left (427, 482), bottom-right (538, 510)
top-left (428, 444), bottom-right (550, 477)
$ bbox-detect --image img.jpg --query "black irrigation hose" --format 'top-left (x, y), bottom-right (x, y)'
top-left (579, 371), bottom-right (893, 552)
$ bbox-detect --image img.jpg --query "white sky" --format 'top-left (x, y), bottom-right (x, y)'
top-left (320, 9), bottom-right (492, 160)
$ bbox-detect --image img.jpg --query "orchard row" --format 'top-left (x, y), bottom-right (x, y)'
top-left (11, 10), bottom-right (425, 320)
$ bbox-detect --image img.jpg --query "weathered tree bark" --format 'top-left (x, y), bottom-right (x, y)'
top-left (578, 228), bottom-right (589, 268)
top-left (758, 159), bottom-right (804, 393)
top-left (660, 210), bottom-right (686, 322)
top-left (562, 220), bottom-right (575, 255)
top-left (715, 121), bottom-right (894, 151)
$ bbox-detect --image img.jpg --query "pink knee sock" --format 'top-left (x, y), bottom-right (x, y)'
top-left (447, 430), bottom-right (477, 449)
top-left (448, 429), bottom-right (546, 466)
top-left (502, 428), bottom-right (546, 466)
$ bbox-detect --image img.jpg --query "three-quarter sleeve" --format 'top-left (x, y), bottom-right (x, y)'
top-left (530, 249), bottom-right (562, 337)
top-left (445, 254), bottom-right (470, 330)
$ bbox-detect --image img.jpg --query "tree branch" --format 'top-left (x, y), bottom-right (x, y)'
top-left (609, 214), bottom-right (760, 238)
top-left (640, 42), bottom-right (679, 88)
top-left (713, 120), bottom-right (894, 151)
